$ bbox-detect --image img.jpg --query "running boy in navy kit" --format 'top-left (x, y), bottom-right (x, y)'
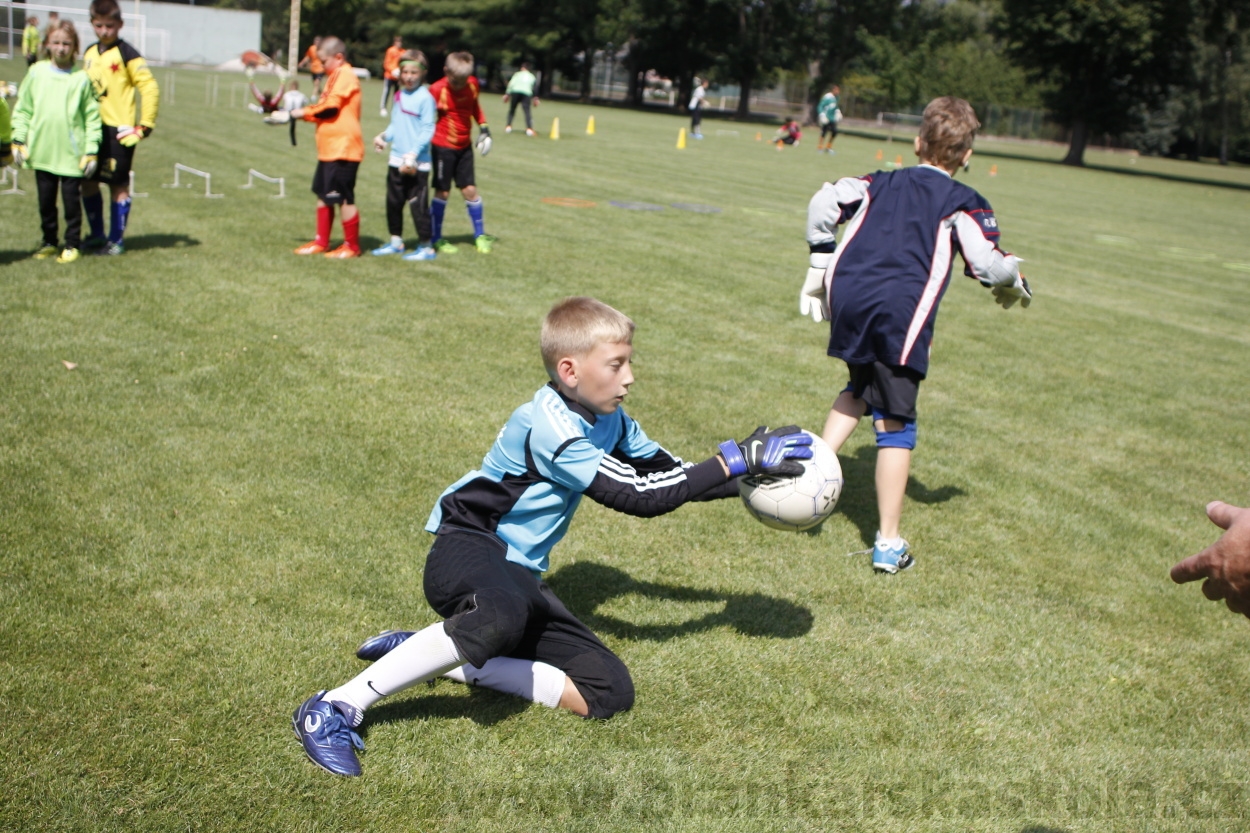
top-left (293, 296), bottom-right (813, 777)
top-left (799, 96), bottom-right (1032, 574)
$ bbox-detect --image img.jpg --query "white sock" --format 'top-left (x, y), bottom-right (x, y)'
top-left (325, 622), bottom-right (463, 724)
top-left (443, 657), bottom-right (567, 709)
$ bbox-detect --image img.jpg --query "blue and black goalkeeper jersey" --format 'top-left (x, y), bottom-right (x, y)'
top-left (425, 383), bottom-right (730, 574)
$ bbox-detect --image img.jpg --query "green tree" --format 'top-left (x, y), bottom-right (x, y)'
top-left (1000, 0), bottom-right (1193, 165)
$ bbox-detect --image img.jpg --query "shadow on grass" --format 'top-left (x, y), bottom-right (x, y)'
top-left (546, 561), bottom-right (814, 640)
top-left (0, 249), bottom-right (32, 265)
top-left (122, 233), bottom-right (201, 251)
top-left (837, 445), bottom-right (966, 547)
top-left (364, 685), bottom-right (530, 730)
top-left (1021, 827), bottom-right (1072, 833)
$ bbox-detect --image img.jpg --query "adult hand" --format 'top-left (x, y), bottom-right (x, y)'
top-left (1170, 502), bottom-right (1250, 618)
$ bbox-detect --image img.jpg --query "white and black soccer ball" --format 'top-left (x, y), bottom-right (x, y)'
top-left (738, 430), bottom-right (842, 531)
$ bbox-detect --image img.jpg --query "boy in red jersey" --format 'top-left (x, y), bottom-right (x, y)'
top-left (427, 51), bottom-right (493, 254)
top-left (282, 36), bottom-right (364, 258)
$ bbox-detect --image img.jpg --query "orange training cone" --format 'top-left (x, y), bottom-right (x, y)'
top-left (755, 131), bottom-right (762, 141)
top-left (875, 149), bottom-right (883, 161)
top-left (989, 164), bottom-right (998, 177)
top-left (894, 155), bottom-right (903, 167)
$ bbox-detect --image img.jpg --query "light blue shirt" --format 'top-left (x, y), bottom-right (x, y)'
top-left (382, 84), bottom-right (435, 167)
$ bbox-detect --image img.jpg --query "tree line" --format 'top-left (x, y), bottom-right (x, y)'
top-left (211, 0), bottom-right (1249, 165)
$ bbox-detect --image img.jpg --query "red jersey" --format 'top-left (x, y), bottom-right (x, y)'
top-left (429, 76), bottom-right (486, 150)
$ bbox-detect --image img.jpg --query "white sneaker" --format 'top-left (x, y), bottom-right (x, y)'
top-left (505, 125), bottom-right (513, 133)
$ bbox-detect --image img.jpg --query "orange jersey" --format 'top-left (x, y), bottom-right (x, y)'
top-left (429, 76), bottom-right (486, 150)
top-left (304, 45), bottom-right (324, 75)
top-left (302, 63), bottom-right (363, 162)
top-left (383, 45), bottom-right (404, 80)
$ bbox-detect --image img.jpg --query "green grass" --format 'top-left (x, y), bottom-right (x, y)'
top-left (3, 59), bottom-right (1250, 831)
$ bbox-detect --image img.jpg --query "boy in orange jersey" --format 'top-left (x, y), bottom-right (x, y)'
top-left (380, 35), bottom-right (403, 117)
top-left (427, 51), bottom-right (493, 254)
top-left (298, 36), bottom-right (325, 97)
top-left (279, 36), bottom-right (364, 258)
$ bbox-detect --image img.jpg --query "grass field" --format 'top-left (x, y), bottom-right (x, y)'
top-left (3, 59), bottom-right (1250, 832)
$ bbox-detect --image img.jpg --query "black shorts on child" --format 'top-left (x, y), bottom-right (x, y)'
top-left (845, 361), bottom-right (923, 421)
top-left (311, 160), bottom-right (359, 205)
top-left (93, 126), bottom-right (137, 186)
top-left (423, 528), bottom-right (634, 719)
top-left (432, 145), bottom-right (475, 192)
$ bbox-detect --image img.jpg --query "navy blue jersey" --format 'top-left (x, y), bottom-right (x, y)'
top-left (806, 165), bottom-right (1022, 376)
top-left (425, 383), bottom-right (730, 573)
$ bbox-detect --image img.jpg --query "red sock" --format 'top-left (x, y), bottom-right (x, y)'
top-left (316, 205), bottom-right (334, 246)
top-left (342, 212), bottom-right (360, 253)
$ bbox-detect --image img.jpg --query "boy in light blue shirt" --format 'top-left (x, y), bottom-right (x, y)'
top-left (370, 50), bottom-right (437, 260)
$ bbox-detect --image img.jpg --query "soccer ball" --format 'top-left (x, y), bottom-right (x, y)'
top-left (738, 431), bottom-right (842, 531)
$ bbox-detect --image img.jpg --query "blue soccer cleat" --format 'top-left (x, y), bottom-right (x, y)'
top-left (402, 246), bottom-right (436, 262)
top-left (355, 629), bottom-right (415, 662)
top-left (872, 537), bottom-right (914, 574)
top-left (371, 241), bottom-right (405, 256)
top-left (292, 691), bottom-right (365, 777)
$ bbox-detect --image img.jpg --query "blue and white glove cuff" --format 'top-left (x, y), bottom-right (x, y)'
top-left (718, 440), bottom-right (747, 477)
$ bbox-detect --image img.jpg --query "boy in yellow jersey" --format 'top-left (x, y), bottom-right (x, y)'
top-left (82, 0), bottom-right (159, 256)
top-left (275, 36), bottom-right (364, 258)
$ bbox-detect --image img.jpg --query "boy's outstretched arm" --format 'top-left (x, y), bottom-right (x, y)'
top-left (584, 427), bottom-right (812, 518)
top-left (801, 178), bottom-right (871, 322)
top-left (953, 208), bottom-right (1032, 309)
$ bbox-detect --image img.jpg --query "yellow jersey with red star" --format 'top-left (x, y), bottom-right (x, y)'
top-left (83, 38), bottom-right (159, 129)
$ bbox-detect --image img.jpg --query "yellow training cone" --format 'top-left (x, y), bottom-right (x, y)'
top-left (550, 117), bottom-right (561, 140)
top-left (587, 116), bottom-right (596, 135)
top-left (677, 128), bottom-right (687, 149)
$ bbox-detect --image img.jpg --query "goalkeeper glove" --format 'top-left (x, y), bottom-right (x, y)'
top-left (800, 252), bottom-right (832, 323)
top-left (718, 426), bottom-right (813, 478)
top-left (991, 275), bottom-right (1032, 309)
top-left (118, 125), bottom-right (149, 147)
top-left (11, 141), bottom-right (27, 167)
top-left (476, 126), bottom-right (492, 156)
top-left (79, 154), bottom-right (98, 178)
top-left (264, 110), bottom-right (292, 125)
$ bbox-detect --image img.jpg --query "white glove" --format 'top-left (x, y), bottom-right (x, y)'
top-left (264, 110), bottom-right (291, 125)
top-left (476, 127), bottom-right (492, 156)
top-left (991, 274), bottom-right (1032, 309)
top-left (800, 252), bottom-right (832, 323)
top-left (11, 142), bottom-right (27, 167)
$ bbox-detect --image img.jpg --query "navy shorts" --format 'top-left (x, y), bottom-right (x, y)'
top-left (424, 528), bottom-right (634, 719)
top-left (844, 361), bottom-right (923, 421)
top-left (310, 160), bottom-right (358, 205)
top-left (432, 145), bottom-right (475, 192)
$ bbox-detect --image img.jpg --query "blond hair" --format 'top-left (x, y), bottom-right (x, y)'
top-left (400, 49), bottom-right (427, 72)
top-left (44, 19), bottom-right (80, 54)
top-left (541, 298), bottom-right (635, 380)
top-left (444, 51), bottom-right (474, 81)
top-left (917, 96), bottom-right (980, 172)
